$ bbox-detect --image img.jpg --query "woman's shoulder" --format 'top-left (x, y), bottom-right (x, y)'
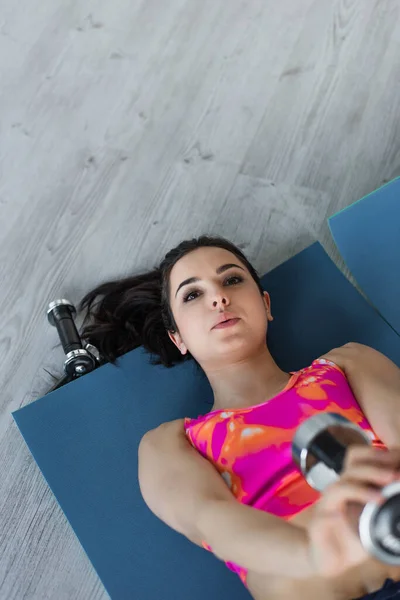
top-left (155, 417), bottom-right (186, 434)
top-left (302, 356), bottom-right (346, 377)
top-left (142, 418), bottom-right (186, 445)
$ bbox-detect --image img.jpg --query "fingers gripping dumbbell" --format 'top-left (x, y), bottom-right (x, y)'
top-left (292, 412), bottom-right (400, 565)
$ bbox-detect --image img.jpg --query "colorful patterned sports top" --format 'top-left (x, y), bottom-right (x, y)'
top-left (183, 358), bottom-right (387, 588)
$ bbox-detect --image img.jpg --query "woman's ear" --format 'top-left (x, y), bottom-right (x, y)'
top-left (263, 291), bottom-right (274, 322)
top-left (167, 330), bottom-right (187, 354)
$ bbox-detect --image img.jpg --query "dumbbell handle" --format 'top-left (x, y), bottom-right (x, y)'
top-left (47, 300), bottom-right (82, 355)
top-left (308, 430), bottom-right (347, 474)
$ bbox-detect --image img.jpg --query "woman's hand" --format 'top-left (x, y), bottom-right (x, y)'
top-left (306, 444), bottom-right (400, 578)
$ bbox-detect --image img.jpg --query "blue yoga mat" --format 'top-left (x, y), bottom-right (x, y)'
top-left (12, 242), bottom-right (400, 600)
top-left (329, 177), bottom-right (400, 335)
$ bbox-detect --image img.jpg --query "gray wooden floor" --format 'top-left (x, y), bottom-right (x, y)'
top-left (1, 0), bottom-right (400, 597)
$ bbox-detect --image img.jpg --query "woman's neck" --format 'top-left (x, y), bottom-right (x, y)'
top-left (206, 345), bottom-right (291, 413)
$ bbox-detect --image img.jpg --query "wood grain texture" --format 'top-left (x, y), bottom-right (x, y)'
top-left (1, 0), bottom-right (399, 597)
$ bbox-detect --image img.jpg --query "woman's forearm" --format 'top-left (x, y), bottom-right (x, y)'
top-left (197, 499), bottom-right (314, 579)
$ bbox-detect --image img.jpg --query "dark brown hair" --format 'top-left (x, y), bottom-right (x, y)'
top-left (77, 234), bottom-right (265, 369)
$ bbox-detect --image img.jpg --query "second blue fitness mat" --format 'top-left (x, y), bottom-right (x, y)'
top-left (329, 177), bottom-right (400, 335)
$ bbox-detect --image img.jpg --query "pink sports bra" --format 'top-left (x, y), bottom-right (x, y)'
top-left (183, 358), bottom-right (387, 588)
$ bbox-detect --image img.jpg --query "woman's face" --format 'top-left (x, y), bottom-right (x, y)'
top-left (167, 246), bottom-right (273, 367)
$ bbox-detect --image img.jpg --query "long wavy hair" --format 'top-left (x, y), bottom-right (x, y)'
top-left (47, 235), bottom-right (266, 392)
top-left (77, 234), bottom-right (265, 369)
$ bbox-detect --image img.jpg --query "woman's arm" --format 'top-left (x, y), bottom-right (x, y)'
top-left (321, 342), bottom-right (400, 448)
top-left (138, 418), bottom-right (314, 579)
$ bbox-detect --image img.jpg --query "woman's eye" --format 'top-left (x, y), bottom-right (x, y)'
top-left (183, 275), bottom-right (243, 303)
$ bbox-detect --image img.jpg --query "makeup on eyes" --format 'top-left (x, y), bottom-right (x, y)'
top-left (182, 274), bottom-right (244, 303)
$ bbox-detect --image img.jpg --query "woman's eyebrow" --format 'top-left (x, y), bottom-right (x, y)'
top-left (175, 263), bottom-right (245, 298)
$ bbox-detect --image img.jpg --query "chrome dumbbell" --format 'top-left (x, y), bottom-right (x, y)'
top-left (292, 412), bottom-right (400, 565)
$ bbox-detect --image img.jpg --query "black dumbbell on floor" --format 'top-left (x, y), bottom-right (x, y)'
top-left (47, 299), bottom-right (104, 389)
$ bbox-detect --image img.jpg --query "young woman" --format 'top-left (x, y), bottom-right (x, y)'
top-left (78, 235), bottom-right (400, 600)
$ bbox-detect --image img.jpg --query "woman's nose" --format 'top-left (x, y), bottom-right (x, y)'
top-left (213, 295), bottom-right (229, 308)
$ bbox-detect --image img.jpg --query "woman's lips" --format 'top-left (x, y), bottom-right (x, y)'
top-left (213, 318), bottom-right (241, 329)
